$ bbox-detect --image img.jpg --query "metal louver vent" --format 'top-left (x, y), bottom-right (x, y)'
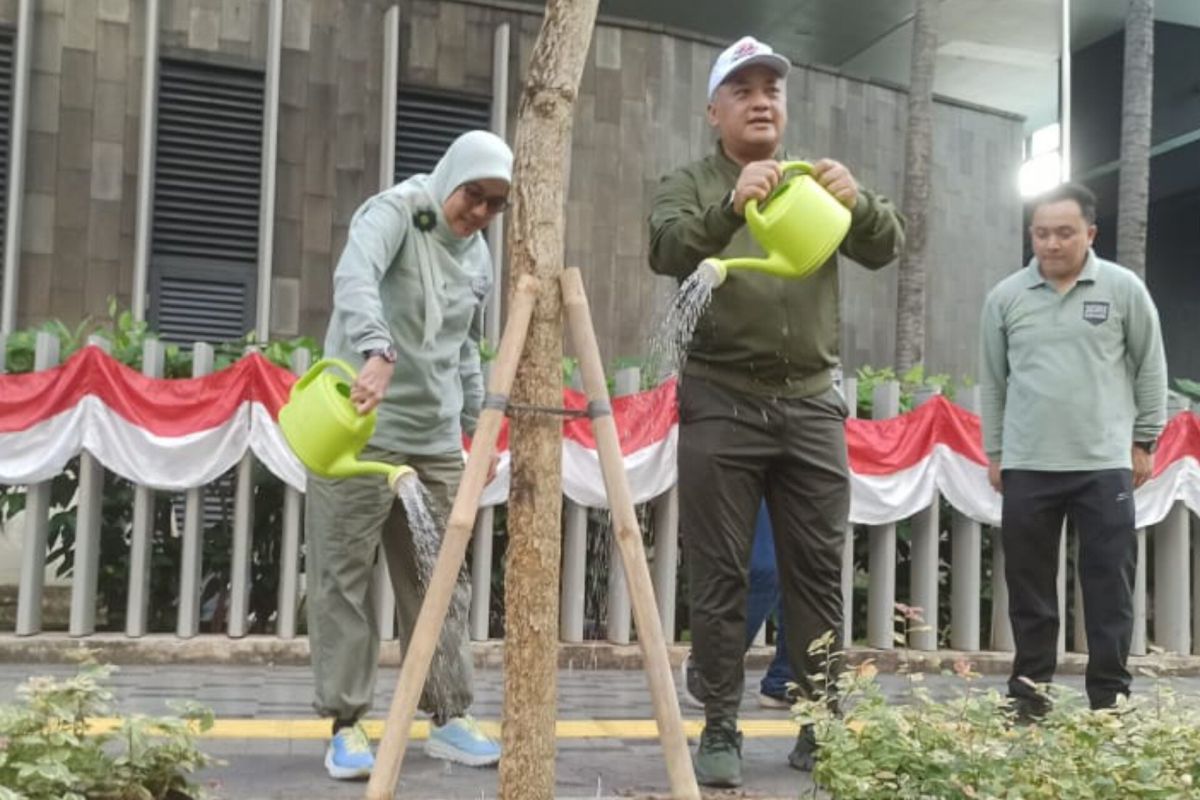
top-left (150, 58), bottom-right (263, 344)
top-left (0, 26), bottom-right (15, 291)
top-left (395, 88), bottom-right (491, 183)
top-left (151, 267), bottom-right (255, 343)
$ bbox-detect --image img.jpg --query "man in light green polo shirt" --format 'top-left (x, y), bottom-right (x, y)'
top-left (979, 181), bottom-right (1167, 717)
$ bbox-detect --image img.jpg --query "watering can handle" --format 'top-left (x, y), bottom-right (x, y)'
top-left (744, 160), bottom-right (815, 222)
top-left (294, 357), bottom-right (358, 392)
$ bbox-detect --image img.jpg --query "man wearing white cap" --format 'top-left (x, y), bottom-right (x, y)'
top-left (649, 36), bottom-right (905, 787)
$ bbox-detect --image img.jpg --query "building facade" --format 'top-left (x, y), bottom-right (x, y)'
top-left (0, 0), bottom-right (1023, 379)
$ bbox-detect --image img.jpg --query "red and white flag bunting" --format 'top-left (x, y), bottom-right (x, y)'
top-left (1, 346), bottom-right (1197, 528)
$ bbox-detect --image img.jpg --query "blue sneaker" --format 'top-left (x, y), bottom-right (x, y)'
top-left (425, 715), bottom-right (501, 766)
top-left (324, 723), bottom-right (374, 780)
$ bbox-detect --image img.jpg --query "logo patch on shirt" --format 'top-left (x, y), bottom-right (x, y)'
top-left (1082, 301), bottom-right (1110, 325)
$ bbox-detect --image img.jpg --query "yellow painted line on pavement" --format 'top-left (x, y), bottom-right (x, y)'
top-left (86, 718), bottom-right (800, 740)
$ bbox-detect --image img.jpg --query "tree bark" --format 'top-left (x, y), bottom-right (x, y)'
top-left (1117, 0), bottom-right (1155, 278)
top-left (500, 2), bottom-right (598, 799)
top-left (894, 0), bottom-right (939, 373)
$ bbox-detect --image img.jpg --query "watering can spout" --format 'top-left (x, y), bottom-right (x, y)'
top-left (709, 250), bottom-right (798, 281)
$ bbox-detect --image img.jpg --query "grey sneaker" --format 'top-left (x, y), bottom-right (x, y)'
top-left (695, 719), bottom-right (743, 788)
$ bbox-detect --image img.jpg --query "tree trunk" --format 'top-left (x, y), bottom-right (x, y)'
top-left (1117, 0), bottom-right (1155, 278)
top-left (500, 2), bottom-right (598, 799)
top-left (894, 0), bottom-right (939, 373)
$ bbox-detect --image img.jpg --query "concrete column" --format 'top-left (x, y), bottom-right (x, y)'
top-left (275, 347), bottom-right (310, 639)
top-left (1154, 504), bottom-right (1191, 653)
top-left (908, 387), bottom-right (941, 650)
top-left (15, 333), bottom-right (61, 635)
top-left (68, 337), bottom-right (112, 636)
top-left (841, 376), bottom-right (857, 646)
top-left (950, 385), bottom-right (982, 651)
top-left (177, 343), bottom-right (213, 638)
top-left (469, 505), bottom-right (495, 641)
top-left (126, 339), bottom-right (165, 636)
top-left (866, 381), bottom-right (899, 649)
top-left (605, 367), bottom-right (639, 644)
top-left (651, 487), bottom-right (679, 644)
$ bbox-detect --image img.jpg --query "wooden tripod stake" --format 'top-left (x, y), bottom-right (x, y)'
top-left (366, 271), bottom-right (698, 800)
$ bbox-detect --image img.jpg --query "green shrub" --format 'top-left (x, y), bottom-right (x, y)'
top-left (0, 662), bottom-right (216, 800)
top-left (795, 629), bottom-right (1200, 799)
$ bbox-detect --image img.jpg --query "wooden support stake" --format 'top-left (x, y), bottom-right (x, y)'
top-left (561, 268), bottom-right (700, 800)
top-left (366, 275), bottom-right (539, 800)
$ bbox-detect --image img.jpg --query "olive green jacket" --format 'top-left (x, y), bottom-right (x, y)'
top-left (649, 143), bottom-right (906, 397)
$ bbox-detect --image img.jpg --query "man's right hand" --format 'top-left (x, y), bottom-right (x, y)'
top-left (732, 160), bottom-right (783, 216)
top-left (351, 356), bottom-right (395, 415)
top-left (988, 460), bottom-right (1002, 494)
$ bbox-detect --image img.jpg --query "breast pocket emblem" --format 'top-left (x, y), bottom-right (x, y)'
top-left (1082, 301), bottom-right (1110, 326)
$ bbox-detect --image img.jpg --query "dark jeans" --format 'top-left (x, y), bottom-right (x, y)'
top-left (1002, 469), bottom-right (1137, 710)
top-left (746, 502), bottom-right (794, 698)
top-left (679, 376), bottom-right (848, 724)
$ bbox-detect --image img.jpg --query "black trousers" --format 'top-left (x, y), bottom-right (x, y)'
top-left (678, 376), bottom-right (849, 724)
top-left (1002, 469), bottom-right (1136, 710)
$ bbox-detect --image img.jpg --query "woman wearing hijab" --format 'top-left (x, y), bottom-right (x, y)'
top-left (306, 130), bottom-right (511, 779)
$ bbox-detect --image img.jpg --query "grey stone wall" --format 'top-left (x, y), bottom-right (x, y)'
top-left (9, 0), bottom-right (1022, 380)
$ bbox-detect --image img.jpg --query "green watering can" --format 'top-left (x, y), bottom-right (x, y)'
top-left (699, 160), bottom-right (852, 287)
top-left (278, 358), bottom-right (414, 490)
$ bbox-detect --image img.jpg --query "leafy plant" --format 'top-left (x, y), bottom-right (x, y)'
top-left (854, 363), bottom-right (963, 418)
top-left (795, 621), bottom-right (1200, 799)
top-left (0, 661), bottom-right (217, 799)
top-left (1175, 378), bottom-right (1200, 404)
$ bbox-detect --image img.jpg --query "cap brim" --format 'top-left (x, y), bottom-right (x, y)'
top-left (724, 53), bottom-right (791, 85)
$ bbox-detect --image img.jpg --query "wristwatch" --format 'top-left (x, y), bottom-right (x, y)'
top-left (363, 346), bottom-right (397, 364)
top-left (1134, 440), bottom-right (1158, 455)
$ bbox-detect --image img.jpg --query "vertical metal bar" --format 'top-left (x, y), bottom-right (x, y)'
top-left (1154, 503), bottom-right (1191, 653)
top-left (226, 450), bottom-right (255, 638)
top-left (559, 499), bottom-right (587, 642)
top-left (469, 505), bottom-right (495, 641)
top-left (177, 343), bottom-right (213, 638)
top-left (1132, 528), bottom-right (1147, 655)
top-left (950, 385), bottom-right (982, 651)
top-left (990, 532), bottom-right (1014, 651)
top-left (131, 0), bottom-right (161, 321)
top-left (605, 367), bottom-right (639, 645)
top-left (486, 22), bottom-right (511, 345)
top-left (1, 0), bottom-right (33, 334)
top-left (379, 5), bottom-right (399, 190)
top-left (15, 333), bottom-right (61, 635)
top-left (908, 387), bottom-right (941, 650)
top-left (255, 0), bottom-right (283, 341)
top-left (841, 376), bottom-right (857, 646)
top-left (866, 381), bottom-right (900, 649)
top-left (68, 337), bottom-right (112, 636)
top-left (126, 338), bottom-right (165, 636)
top-left (374, 551), bottom-right (396, 640)
top-left (276, 347), bottom-right (310, 639)
top-left (651, 487), bottom-right (679, 645)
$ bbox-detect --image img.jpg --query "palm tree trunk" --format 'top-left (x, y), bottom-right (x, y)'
top-left (894, 0), bottom-right (939, 372)
top-left (500, 1), bottom-right (598, 798)
top-left (1117, 0), bottom-right (1155, 278)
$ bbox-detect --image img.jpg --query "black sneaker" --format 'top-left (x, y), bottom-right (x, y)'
top-left (788, 723), bottom-right (818, 772)
top-left (694, 719), bottom-right (743, 788)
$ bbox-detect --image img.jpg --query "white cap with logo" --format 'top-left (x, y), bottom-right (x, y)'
top-left (707, 36), bottom-right (791, 101)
